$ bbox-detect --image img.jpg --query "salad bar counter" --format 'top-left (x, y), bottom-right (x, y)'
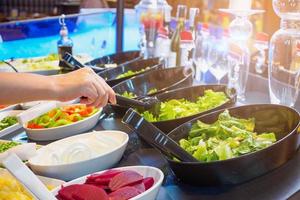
top-left (1, 72), bottom-right (300, 200)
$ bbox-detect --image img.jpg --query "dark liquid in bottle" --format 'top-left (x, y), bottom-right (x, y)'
top-left (58, 46), bottom-right (73, 70)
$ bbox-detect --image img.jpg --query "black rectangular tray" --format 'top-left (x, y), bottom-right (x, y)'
top-left (2, 73), bottom-right (300, 200)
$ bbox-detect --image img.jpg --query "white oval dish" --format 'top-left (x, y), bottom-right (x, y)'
top-left (0, 104), bottom-right (20, 112)
top-left (0, 168), bottom-right (65, 189)
top-left (24, 107), bottom-right (102, 141)
top-left (28, 130), bottom-right (129, 181)
top-left (51, 165), bottom-right (164, 200)
top-left (0, 110), bottom-right (23, 138)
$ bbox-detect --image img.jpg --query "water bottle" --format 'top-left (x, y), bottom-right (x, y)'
top-left (199, 23), bottom-right (211, 75)
top-left (135, 0), bottom-right (172, 58)
top-left (193, 23), bottom-right (204, 81)
top-left (268, 0), bottom-right (300, 107)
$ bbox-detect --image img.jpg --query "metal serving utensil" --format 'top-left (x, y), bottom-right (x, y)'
top-left (116, 95), bottom-right (160, 110)
top-left (62, 52), bottom-right (105, 72)
top-left (122, 108), bottom-right (198, 162)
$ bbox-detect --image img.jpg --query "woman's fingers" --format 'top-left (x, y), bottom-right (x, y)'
top-left (80, 84), bottom-right (98, 105)
top-left (96, 76), bottom-right (116, 105)
top-left (91, 80), bottom-right (109, 107)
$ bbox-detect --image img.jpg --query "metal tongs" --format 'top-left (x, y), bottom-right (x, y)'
top-left (62, 52), bottom-right (105, 73)
top-left (122, 108), bottom-right (198, 162)
top-left (116, 95), bottom-right (160, 110)
top-left (63, 52), bottom-right (160, 109)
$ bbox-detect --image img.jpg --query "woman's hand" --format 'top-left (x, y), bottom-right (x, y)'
top-left (53, 68), bottom-right (116, 107)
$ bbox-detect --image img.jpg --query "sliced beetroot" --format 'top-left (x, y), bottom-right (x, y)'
top-left (55, 195), bottom-right (65, 200)
top-left (143, 177), bottom-right (155, 190)
top-left (57, 184), bottom-right (109, 200)
top-left (57, 184), bottom-right (82, 200)
top-left (86, 170), bottom-right (122, 185)
top-left (132, 182), bottom-right (146, 193)
top-left (109, 186), bottom-right (141, 200)
top-left (109, 170), bottom-right (143, 191)
top-left (75, 185), bottom-right (108, 200)
top-left (87, 183), bottom-right (110, 191)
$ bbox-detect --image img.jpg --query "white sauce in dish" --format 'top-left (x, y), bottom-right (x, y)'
top-left (29, 131), bottom-right (126, 166)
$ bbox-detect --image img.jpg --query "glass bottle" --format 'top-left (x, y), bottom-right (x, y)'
top-left (169, 5), bottom-right (187, 67)
top-left (135, 0), bottom-right (172, 58)
top-left (188, 8), bottom-right (199, 40)
top-left (57, 14), bottom-right (73, 69)
top-left (254, 32), bottom-right (269, 74)
top-left (268, 0), bottom-right (300, 107)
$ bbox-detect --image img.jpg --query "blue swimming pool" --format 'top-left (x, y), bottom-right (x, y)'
top-left (0, 9), bottom-right (140, 60)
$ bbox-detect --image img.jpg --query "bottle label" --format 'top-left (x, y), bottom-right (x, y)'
top-left (168, 52), bottom-right (177, 68)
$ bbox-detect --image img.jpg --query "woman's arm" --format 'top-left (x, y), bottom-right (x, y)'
top-left (0, 68), bottom-right (116, 107)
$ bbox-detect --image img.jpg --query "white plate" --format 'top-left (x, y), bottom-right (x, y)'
top-left (0, 110), bottom-right (23, 138)
top-left (24, 107), bottom-right (102, 141)
top-left (51, 166), bottom-right (164, 200)
top-left (28, 130), bottom-right (129, 180)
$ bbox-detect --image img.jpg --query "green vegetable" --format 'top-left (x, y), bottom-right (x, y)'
top-left (0, 141), bottom-right (19, 153)
top-left (53, 119), bottom-right (72, 127)
top-left (179, 110), bottom-right (277, 162)
top-left (116, 67), bottom-right (150, 79)
top-left (147, 88), bottom-right (158, 95)
top-left (120, 91), bottom-right (137, 99)
top-left (0, 116), bottom-right (18, 131)
top-left (141, 90), bottom-right (229, 122)
top-left (21, 53), bottom-right (60, 70)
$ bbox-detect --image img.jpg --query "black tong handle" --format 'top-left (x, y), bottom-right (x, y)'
top-left (63, 52), bottom-right (86, 70)
top-left (63, 53), bottom-right (105, 72)
top-left (122, 108), bottom-right (198, 162)
top-left (116, 95), bottom-right (148, 109)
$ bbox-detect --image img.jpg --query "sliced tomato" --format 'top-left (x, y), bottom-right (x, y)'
top-left (27, 123), bottom-right (44, 129)
top-left (86, 107), bottom-right (94, 114)
top-left (48, 109), bottom-right (57, 118)
top-left (79, 110), bottom-right (89, 117)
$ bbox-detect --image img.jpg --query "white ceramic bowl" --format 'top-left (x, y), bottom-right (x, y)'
top-left (28, 130), bottom-right (129, 181)
top-left (0, 110), bottom-right (23, 138)
top-left (51, 166), bottom-right (164, 200)
top-left (0, 168), bottom-right (65, 189)
top-left (24, 107), bottom-right (102, 141)
top-left (0, 104), bottom-right (20, 112)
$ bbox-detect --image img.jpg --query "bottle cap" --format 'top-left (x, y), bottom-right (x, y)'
top-left (180, 31), bottom-right (193, 42)
top-left (59, 14), bottom-right (69, 37)
top-left (255, 32), bottom-right (269, 42)
top-left (59, 26), bottom-right (68, 37)
top-left (202, 23), bottom-right (209, 32)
